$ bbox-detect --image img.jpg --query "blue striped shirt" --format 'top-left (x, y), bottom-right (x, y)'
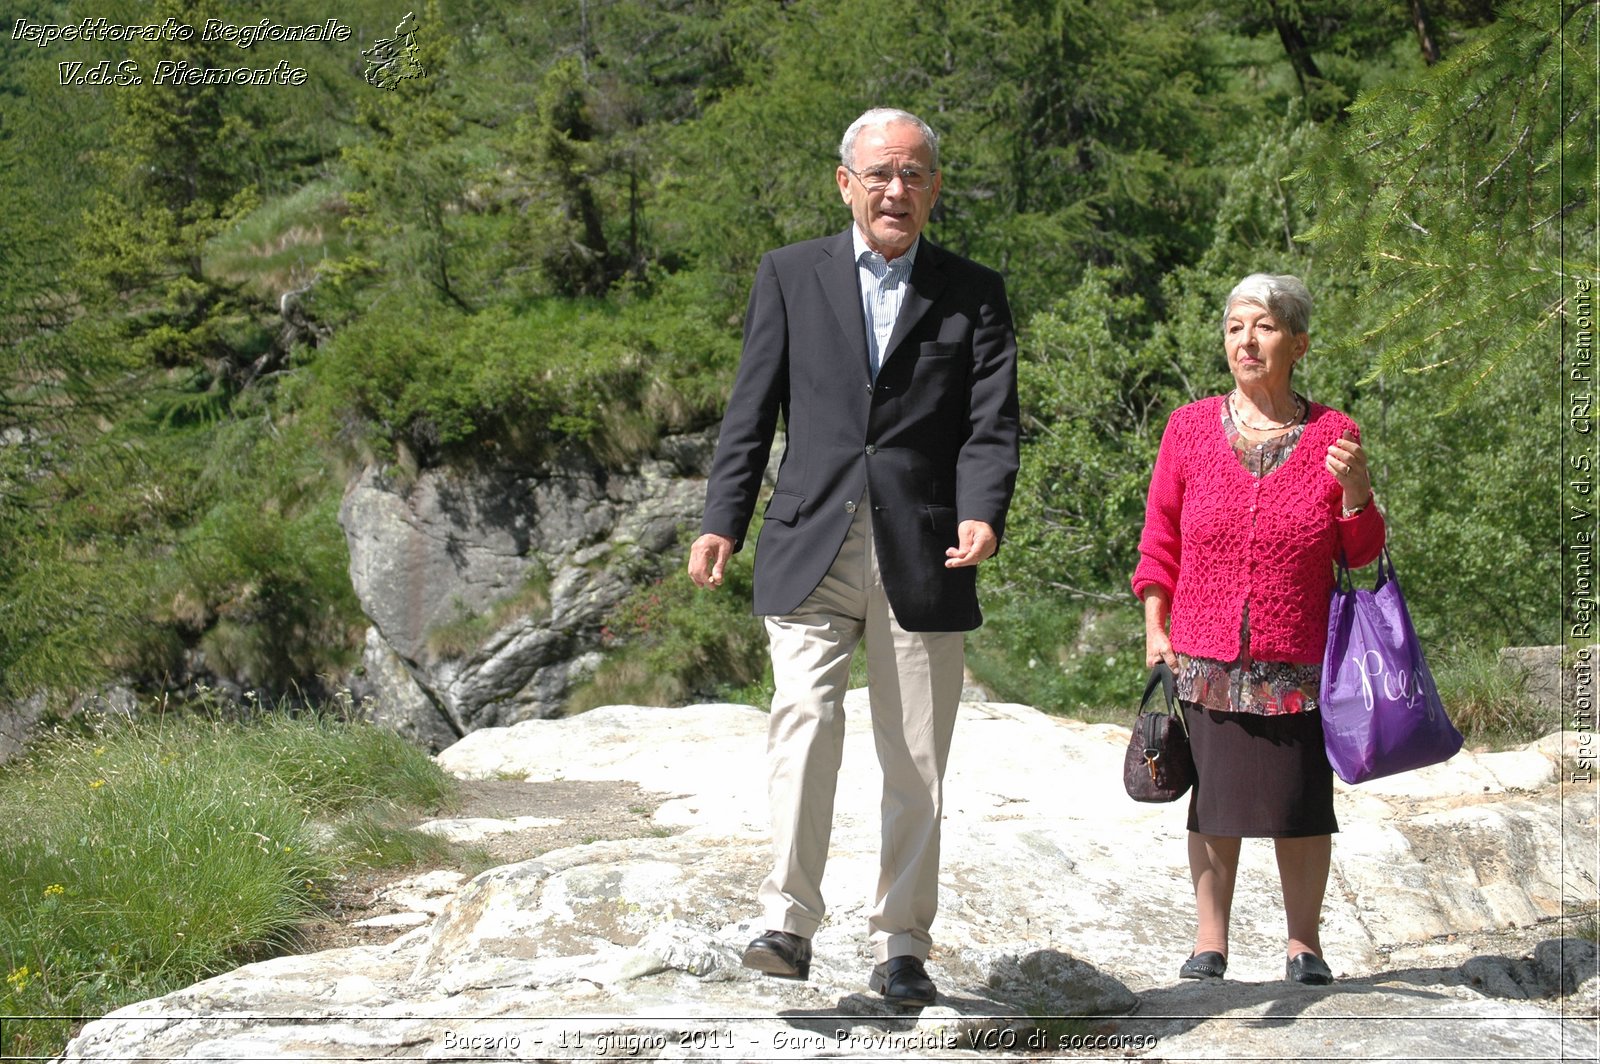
top-left (853, 228), bottom-right (919, 381)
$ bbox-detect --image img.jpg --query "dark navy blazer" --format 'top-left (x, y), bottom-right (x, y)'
top-left (699, 228), bottom-right (1020, 632)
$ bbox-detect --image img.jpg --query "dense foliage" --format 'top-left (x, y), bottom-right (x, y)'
top-left (0, 0), bottom-right (1589, 715)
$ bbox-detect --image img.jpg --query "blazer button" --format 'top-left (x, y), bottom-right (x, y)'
top-left (865, 444), bottom-right (877, 455)
top-left (845, 501), bottom-right (857, 513)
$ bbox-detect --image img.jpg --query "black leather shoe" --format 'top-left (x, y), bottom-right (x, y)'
top-left (1286, 952), bottom-right (1333, 985)
top-left (741, 930), bottom-right (811, 980)
top-left (1179, 951), bottom-right (1227, 979)
top-left (869, 955), bottom-right (937, 1007)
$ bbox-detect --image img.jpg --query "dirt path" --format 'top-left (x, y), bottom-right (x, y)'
top-left (293, 778), bottom-right (671, 954)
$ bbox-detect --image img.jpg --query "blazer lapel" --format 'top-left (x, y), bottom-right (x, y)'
top-left (882, 239), bottom-right (948, 369)
top-left (816, 229), bottom-right (870, 371)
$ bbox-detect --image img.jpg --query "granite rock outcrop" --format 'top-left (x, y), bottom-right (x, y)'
top-left (340, 431), bottom-right (718, 748)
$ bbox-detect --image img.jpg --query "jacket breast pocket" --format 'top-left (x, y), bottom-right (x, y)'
top-left (919, 341), bottom-right (962, 359)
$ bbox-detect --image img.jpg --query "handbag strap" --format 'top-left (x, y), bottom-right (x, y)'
top-left (1140, 662), bottom-right (1187, 736)
top-left (1335, 545), bottom-right (1396, 592)
top-left (1376, 546), bottom-right (1396, 589)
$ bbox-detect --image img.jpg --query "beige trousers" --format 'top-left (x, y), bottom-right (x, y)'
top-left (759, 493), bottom-right (965, 963)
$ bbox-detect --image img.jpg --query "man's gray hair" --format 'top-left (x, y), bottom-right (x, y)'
top-left (1224, 273), bottom-right (1313, 335)
top-left (839, 108), bottom-right (941, 171)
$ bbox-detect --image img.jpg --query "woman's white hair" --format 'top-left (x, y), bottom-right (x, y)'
top-left (1224, 273), bottom-right (1313, 335)
top-left (839, 108), bottom-right (941, 171)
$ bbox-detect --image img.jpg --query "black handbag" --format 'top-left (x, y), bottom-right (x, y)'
top-left (1123, 662), bottom-right (1195, 803)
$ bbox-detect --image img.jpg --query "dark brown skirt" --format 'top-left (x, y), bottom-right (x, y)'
top-left (1183, 701), bottom-right (1338, 838)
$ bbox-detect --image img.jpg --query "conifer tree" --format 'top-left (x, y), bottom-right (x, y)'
top-left (1296, 0), bottom-right (1595, 405)
top-left (341, 1), bottom-right (477, 310)
top-left (73, 0), bottom-right (260, 377)
top-left (516, 57), bottom-right (620, 299)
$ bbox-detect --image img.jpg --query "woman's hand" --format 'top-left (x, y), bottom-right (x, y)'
top-left (1326, 430), bottom-right (1373, 511)
top-left (1146, 628), bottom-right (1177, 670)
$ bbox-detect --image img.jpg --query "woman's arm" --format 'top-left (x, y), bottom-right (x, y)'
top-left (1143, 587), bottom-right (1178, 669)
top-left (1336, 503), bottom-right (1386, 569)
top-left (1131, 415), bottom-right (1185, 601)
top-left (1327, 427), bottom-right (1385, 568)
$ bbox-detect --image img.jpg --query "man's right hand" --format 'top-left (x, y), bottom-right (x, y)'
top-left (687, 533), bottom-right (736, 589)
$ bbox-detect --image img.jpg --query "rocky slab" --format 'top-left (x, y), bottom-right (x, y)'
top-left (57, 698), bottom-right (1600, 1062)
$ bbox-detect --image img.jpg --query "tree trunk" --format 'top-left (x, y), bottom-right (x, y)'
top-left (1410, 0), bottom-right (1442, 65)
top-left (1267, 0), bottom-right (1325, 101)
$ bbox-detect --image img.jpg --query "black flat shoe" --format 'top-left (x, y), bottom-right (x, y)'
top-left (1286, 952), bottom-right (1333, 985)
top-left (1179, 951), bottom-right (1227, 979)
top-left (869, 955), bottom-right (937, 1007)
top-left (741, 930), bottom-right (811, 980)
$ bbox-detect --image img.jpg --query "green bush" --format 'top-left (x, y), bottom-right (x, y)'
top-left (567, 524), bottom-right (772, 713)
top-left (0, 388), bottom-right (367, 703)
top-left (968, 593), bottom-right (1147, 724)
top-left (0, 706), bottom-right (456, 1059)
top-left (303, 269), bottom-right (740, 467)
top-left (169, 425), bottom-right (368, 691)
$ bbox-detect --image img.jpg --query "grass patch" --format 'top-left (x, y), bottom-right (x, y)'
top-left (0, 704), bottom-right (457, 1059)
top-left (1022, 1017), bottom-right (1098, 1053)
top-left (300, 268), bottom-right (740, 469)
top-left (328, 809), bottom-right (460, 869)
top-left (424, 569), bottom-right (552, 660)
top-left (204, 175), bottom-right (357, 300)
top-left (1429, 643), bottom-right (1549, 748)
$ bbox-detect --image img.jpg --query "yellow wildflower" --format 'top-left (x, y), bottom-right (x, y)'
top-left (5, 966), bottom-right (30, 992)
top-left (89, 779), bottom-right (105, 789)
top-left (43, 884), bottom-right (64, 898)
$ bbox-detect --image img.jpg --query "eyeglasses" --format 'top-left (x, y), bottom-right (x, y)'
top-left (844, 165), bottom-right (937, 192)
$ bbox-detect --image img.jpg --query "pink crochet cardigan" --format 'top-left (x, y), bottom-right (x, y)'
top-left (1131, 395), bottom-right (1386, 664)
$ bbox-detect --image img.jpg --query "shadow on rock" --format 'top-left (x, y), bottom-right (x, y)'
top-left (762, 948), bottom-right (1140, 1046)
top-left (1107, 938), bottom-right (1598, 1046)
top-left (1390, 937), bottom-right (1596, 1000)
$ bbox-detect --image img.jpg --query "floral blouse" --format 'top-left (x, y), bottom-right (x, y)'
top-left (1174, 401), bottom-right (1322, 717)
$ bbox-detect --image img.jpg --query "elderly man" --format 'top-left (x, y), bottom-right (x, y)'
top-left (687, 107), bottom-right (1019, 1007)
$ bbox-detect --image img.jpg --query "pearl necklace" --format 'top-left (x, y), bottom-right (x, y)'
top-left (1228, 390), bottom-right (1303, 432)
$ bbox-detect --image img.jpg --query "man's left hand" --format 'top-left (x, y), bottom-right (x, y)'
top-left (945, 520), bottom-right (998, 568)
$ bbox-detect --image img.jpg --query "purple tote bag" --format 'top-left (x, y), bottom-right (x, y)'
top-left (1320, 548), bottom-right (1463, 784)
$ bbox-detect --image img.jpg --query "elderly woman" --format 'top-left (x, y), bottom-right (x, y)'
top-left (1131, 273), bottom-right (1385, 986)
